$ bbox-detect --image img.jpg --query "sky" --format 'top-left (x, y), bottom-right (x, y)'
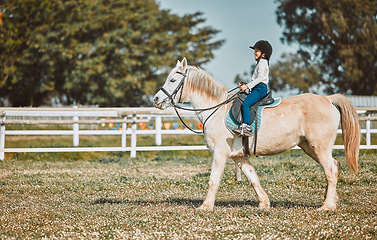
top-left (158, 0), bottom-right (299, 89)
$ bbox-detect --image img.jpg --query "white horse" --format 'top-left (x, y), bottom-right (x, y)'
top-left (153, 58), bottom-right (360, 211)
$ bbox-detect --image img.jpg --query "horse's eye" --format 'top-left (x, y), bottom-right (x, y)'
top-left (170, 78), bottom-right (177, 82)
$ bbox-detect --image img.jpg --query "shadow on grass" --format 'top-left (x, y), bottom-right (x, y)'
top-left (92, 197), bottom-right (320, 209)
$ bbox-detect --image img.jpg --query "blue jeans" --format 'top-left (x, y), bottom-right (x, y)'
top-left (242, 83), bottom-right (268, 125)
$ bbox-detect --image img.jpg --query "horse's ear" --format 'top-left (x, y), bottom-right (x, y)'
top-left (181, 57), bottom-right (187, 70)
top-left (176, 60), bottom-right (181, 67)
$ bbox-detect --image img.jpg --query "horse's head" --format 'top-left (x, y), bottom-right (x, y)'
top-left (153, 57), bottom-right (188, 110)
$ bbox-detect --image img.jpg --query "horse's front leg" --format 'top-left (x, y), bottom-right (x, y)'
top-left (197, 152), bottom-right (227, 211)
top-left (233, 157), bottom-right (270, 209)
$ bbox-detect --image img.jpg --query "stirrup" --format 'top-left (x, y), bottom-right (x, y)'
top-left (240, 124), bottom-right (251, 137)
top-left (233, 123), bottom-right (251, 137)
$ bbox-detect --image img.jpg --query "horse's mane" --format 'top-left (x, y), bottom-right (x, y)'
top-left (185, 66), bottom-right (228, 102)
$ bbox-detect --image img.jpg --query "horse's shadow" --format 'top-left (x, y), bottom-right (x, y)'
top-left (92, 197), bottom-right (320, 209)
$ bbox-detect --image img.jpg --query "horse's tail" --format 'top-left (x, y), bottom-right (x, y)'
top-left (326, 94), bottom-right (360, 173)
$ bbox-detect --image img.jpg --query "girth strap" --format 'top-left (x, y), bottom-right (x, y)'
top-left (253, 110), bottom-right (258, 156)
top-left (242, 110), bottom-right (259, 157)
top-left (242, 136), bottom-right (250, 156)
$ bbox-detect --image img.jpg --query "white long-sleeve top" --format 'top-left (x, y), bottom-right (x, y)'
top-left (246, 59), bottom-right (269, 89)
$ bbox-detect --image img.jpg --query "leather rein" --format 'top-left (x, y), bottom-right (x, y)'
top-left (159, 69), bottom-right (239, 134)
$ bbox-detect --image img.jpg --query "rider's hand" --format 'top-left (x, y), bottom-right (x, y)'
top-left (238, 83), bottom-right (249, 91)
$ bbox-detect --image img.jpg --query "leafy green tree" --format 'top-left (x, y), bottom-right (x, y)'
top-left (276, 0), bottom-right (377, 95)
top-left (0, 0), bottom-right (224, 106)
top-left (269, 53), bottom-right (322, 93)
top-left (0, 0), bottom-right (58, 106)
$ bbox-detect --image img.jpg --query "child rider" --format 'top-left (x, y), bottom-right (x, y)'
top-left (233, 40), bottom-right (273, 137)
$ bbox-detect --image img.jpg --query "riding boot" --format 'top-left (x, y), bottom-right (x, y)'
top-left (232, 123), bottom-right (251, 137)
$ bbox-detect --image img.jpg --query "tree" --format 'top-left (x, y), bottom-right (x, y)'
top-left (275, 0), bottom-right (377, 95)
top-left (0, 0), bottom-right (224, 106)
top-left (269, 53), bottom-right (322, 93)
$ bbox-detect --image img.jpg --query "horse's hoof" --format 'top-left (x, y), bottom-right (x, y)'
top-left (258, 202), bottom-right (270, 209)
top-left (317, 205), bottom-right (336, 211)
top-left (196, 204), bottom-right (213, 212)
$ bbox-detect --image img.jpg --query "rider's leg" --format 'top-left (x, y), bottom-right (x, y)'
top-left (242, 83), bottom-right (268, 125)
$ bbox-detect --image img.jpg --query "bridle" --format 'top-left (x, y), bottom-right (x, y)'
top-left (159, 69), bottom-right (188, 106)
top-left (159, 68), bottom-right (239, 134)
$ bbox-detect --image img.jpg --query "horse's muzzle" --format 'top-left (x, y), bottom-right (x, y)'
top-left (153, 92), bottom-right (169, 110)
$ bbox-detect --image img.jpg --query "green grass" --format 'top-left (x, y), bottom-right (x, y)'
top-left (0, 151), bottom-right (376, 239)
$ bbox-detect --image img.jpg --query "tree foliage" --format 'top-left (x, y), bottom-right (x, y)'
top-left (275, 0), bottom-right (377, 95)
top-left (0, 0), bottom-right (224, 106)
top-left (269, 53), bottom-right (321, 93)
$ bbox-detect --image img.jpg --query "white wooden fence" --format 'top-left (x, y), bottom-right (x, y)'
top-left (0, 107), bottom-right (376, 160)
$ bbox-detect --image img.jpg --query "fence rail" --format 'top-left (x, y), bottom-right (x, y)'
top-left (0, 107), bottom-right (376, 160)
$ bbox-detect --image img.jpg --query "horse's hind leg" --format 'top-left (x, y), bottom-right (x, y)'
top-left (233, 157), bottom-right (270, 209)
top-left (299, 140), bottom-right (340, 210)
top-left (319, 156), bottom-right (340, 211)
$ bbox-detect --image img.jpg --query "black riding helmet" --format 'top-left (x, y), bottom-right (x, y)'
top-left (249, 40), bottom-right (273, 60)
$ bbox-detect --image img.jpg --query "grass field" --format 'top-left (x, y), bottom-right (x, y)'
top-left (0, 146), bottom-right (376, 239)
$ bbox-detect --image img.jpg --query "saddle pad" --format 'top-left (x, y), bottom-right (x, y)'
top-left (225, 97), bottom-right (282, 135)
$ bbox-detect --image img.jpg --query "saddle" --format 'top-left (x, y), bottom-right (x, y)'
top-left (229, 91), bottom-right (275, 156)
top-left (230, 91), bottom-right (274, 125)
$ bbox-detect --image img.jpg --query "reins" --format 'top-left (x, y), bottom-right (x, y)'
top-left (159, 69), bottom-right (240, 134)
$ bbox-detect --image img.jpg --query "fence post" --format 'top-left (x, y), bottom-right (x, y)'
top-left (121, 116), bottom-right (127, 151)
top-left (73, 106), bottom-right (79, 147)
top-left (131, 113), bottom-right (137, 158)
top-left (155, 116), bottom-right (162, 146)
top-left (366, 112), bottom-right (371, 146)
top-left (0, 112), bottom-right (5, 160)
